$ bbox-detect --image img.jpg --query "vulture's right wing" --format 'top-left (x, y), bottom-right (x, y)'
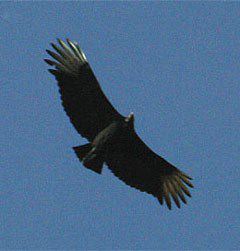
top-left (45, 39), bottom-right (124, 142)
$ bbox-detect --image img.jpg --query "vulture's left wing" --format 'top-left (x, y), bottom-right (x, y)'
top-left (106, 131), bottom-right (194, 210)
top-left (45, 39), bottom-right (124, 142)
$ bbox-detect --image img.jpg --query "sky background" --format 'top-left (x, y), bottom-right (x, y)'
top-left (1, 2), bottom-right (239, 250)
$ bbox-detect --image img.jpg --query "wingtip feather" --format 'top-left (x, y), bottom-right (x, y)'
top-left (44, 58), bottom-right (55, 66)
top-left (163, 183), bottom-right (172, 210)
top-left (48, 69), bottom-right (58, 75)
top-left (179, 174), bottom-right (194, 188)
top-left (166, 180), bottom-right (181, 209)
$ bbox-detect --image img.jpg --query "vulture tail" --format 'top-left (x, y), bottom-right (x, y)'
top-left (73, 143), bottom-right (91, 160)
top-left (73, 144), bottom-right (103, 174)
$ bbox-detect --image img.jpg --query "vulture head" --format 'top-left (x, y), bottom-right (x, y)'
top-left (124, 112), bottom-right (135, 130)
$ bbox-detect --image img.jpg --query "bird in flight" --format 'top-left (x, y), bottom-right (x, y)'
top-left (45, 39), bottom-right (193, 210)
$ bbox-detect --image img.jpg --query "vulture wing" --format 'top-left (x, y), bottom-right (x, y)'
top-left (106, 131), bottom-right (193, 210)
top-left (45, 39), bottom-right (124, 142)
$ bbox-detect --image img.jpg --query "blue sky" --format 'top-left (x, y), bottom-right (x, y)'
top-left (1, 2), bottom-right (239, 250)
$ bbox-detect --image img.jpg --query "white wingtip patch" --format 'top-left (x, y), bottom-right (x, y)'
top-left (81, 51), bottom-right (87, 61)
top-left (72, 40), bottom-right (88, 63)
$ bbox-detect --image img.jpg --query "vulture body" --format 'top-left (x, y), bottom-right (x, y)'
top-left (45, 39), bottom-right (193, 210)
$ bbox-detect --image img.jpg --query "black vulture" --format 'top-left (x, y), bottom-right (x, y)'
top-left (45, 39), bottom-right (193, 210)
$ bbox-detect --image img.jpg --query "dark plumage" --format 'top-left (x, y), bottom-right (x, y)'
top-left (45, 39), bottom-right (194, 210)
